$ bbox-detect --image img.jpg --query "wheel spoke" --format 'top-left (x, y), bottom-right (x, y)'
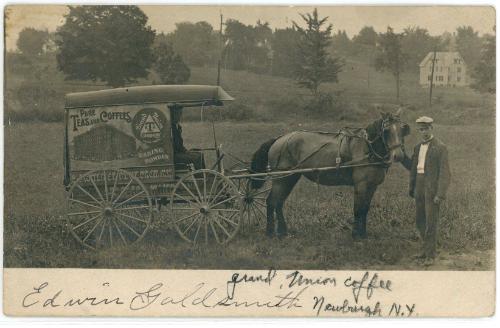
top-left (182, 215), bottom-right (201, 235)
top-left (115, 211), bottom-right (147, 224)
top-left (180, 181), bottom-right (202, 204)
top-left (115, 190), bottom-right (145, 208)
top-left (103, 170), bottom-right (109, 202)
top-left (76, 184), bottom-right (101, 205)
top-left (90, 175), bottom-right (105, 203)
top-left (215, 208), bottom-right (240, 212)
top-left (209, 219), bottom-right (221, 244)
top-left (207, 174), bottom-right (222, 201)
top-left (112, 179), bottom-right (133, 204)
top-left (97, 218), bottom-right (107, 246)
top-left (213, 216), bottom-right (232, 237)
top-left (192, 217), bottom-right (202, 243)
top-left (211, 195), bottom-right (238, 208)
top-left (251, 206), bottom-right (263, 225)
top-left (254, 199), bottom-right (267, 208)
top-left (115, 205), bottom-right (150, 211)
top-left (69, 197), bottom-right (101, 210)
top-left (174, 211), bottom-right (200, 224)
top-left (68, 210), bottom-right (101, 216)
top-left (116, 217), bottom-right (141, 237)
top-left (172, 192), bottom-right (199, 209)
top-left (82, 217), bottom-right (104, 243)
top-left (209, 182), bottom-right (230, 206)
top-left (113, 218), bottom-right (127, 245)
top-left (204, 218), bottom-right (208, 244)
top-left (191, 174), bottom-right (204, 203)
top-left (203, 172), bottom-right (207, 203)
top-left (253, 202), bottom-right (267, 219)
top-left (252, 187), bottom-right (272, 196)
top-left (109, 221), bottom-right (113, 247)
top-left (109, 170), bottom-right (120, 202)
top-left (215, 212), bottom-right (239, 228)
top-left (172, 207), bottom-right (199, 211)
top-left (73, 213), bottom-right (101, 230)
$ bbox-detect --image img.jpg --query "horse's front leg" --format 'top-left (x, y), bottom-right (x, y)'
top-left (352, 183), bottom-right (377, 239)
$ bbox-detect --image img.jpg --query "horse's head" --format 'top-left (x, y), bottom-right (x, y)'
top-left (379, 108), bottom-right (410, 162)
top-left (367, 107), bottom-right (410, 163)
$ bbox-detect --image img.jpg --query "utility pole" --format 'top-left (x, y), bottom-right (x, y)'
top-left (216, 13), bottom-right (223, 86)
top-left (429, 48), bottom-right (437, 107)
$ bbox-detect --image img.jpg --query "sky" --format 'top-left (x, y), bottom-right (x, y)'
top-left (4, 4), bottom-right (496, 51)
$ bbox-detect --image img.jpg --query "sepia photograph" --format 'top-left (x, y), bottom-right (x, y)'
top-left (2, 3), bottom-right (496, 317)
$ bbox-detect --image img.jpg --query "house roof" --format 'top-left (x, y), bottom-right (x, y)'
top-left (419, 51), bottom-right (465, 67)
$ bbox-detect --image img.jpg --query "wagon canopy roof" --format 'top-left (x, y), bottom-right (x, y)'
top-left (65, 85), bottom-right (234, 109)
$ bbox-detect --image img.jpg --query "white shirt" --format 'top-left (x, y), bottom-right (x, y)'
top-left (417, 138), bottom-right (433, 173)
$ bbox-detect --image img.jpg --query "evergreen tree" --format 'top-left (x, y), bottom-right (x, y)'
top-left (292, 8), bottom-right (343, 95)
top-left (471, 33), bottom-right (495, 93)
top-left (375, 26), bottom-right (408, 100)
top-left (153, 35), bottom-right (190, 84)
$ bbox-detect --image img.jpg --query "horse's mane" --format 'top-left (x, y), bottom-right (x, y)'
top-left (365, 116), bottom-right (389, 159)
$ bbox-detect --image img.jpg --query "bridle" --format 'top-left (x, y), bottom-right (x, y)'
top-left (366, 117), bottom-right (408, 162)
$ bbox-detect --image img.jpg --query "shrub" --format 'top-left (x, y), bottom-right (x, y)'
top-left (15, 81), bottom-right (64, 122)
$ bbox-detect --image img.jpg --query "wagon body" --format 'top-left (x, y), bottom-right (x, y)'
top-left (63, 85), bottom-right (247, 250)
top-left (63, 85), bottom-right (234, 196)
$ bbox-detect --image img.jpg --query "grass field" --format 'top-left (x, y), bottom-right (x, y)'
top-left (3, 118), bottom-right (495, 270)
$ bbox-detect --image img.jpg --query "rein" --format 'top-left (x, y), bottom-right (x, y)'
top-left (365, 117), bottom-right (405, 164)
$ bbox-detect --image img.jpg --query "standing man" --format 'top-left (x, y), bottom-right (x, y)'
top-left (402, 116), bottom-right (451, 265)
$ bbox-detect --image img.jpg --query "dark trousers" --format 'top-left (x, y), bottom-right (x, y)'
top-left (415, 174), bottom-right (440, 258)
top-left (174, 151), bottom-right (205, 170)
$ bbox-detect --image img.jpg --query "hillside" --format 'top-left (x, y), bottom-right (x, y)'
top-left (4, 54), bottom-right (495, 125)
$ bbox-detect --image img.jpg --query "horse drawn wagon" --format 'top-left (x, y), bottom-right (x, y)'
top-left (63, 84), bottom-right (409, 250)
top-left (63, 85), bottom-right (271, 250)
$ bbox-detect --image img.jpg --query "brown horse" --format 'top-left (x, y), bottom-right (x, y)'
top-left (250, 110), bottom-right (409, 239)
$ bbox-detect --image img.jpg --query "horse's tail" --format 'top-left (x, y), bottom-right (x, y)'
top-left (250, 137), bottom-right (278, 189)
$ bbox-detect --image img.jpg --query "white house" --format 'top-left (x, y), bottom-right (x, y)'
top-left (419, 51), bottom-right (467, 87)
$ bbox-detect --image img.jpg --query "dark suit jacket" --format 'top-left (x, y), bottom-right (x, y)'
top-left (402, 137), bottom-right (451, 199)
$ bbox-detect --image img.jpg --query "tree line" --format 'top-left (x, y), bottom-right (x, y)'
top-left (10, 6), bottom-right (496, 95)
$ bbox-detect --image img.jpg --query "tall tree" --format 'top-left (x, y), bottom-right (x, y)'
top-left (292, 8), bottom-right (343, 95)
top-left (167, 21), bottom-right (219, 67)
top-left (17, 27), bottom-right (49, 57)
top-left (153, 34), bottom-right (190, 84)
top-left (471, 33), bottom-right (495, 93)
top-left (455, 25), bottom-right (483, 69)
top-left (375, 26), bottom-right (408, 100)
top-left (56, 5), bottom-right (156, 87)
top-left (271, 27), bottom-right (300, 77)
top-left (223, 19), bottom-right (256, 70)
top-left (401, 26), bottom-right (439, 71)
top-left (353, 26), bottom-right (377, 47)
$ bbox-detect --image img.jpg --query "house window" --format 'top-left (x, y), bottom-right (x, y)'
top-left (428, 75), bottom-right (431, 81)
top-left (457, 67), bottom-right (462, 73)
top-left (457, 76), bottom-right (461, 82)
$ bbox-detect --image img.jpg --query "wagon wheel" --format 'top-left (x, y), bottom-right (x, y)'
top-left (236, 178), bottom-right (271, 229)
top-left (66, 169), bottom-right (153, 250)
top-left (170, 169), bottom-right (243, 245)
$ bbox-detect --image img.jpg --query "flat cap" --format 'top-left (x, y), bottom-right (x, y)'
top-left (416, 116), bottom-right (433, 124)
